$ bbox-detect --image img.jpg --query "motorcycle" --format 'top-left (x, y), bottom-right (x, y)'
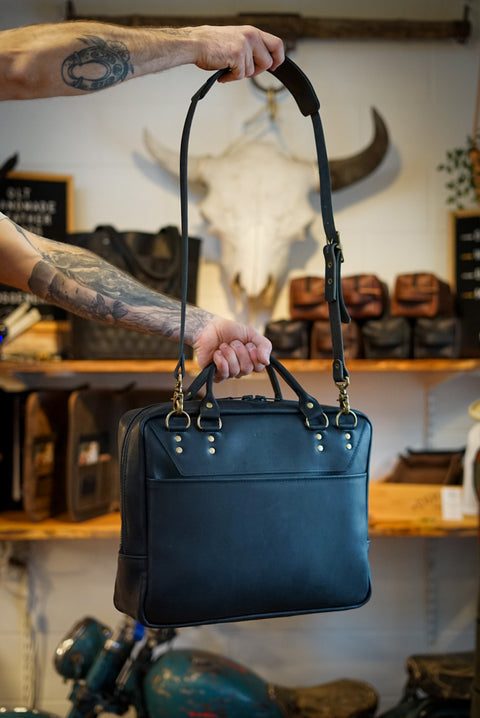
top-left (0, 615), bottom-right (378, 718)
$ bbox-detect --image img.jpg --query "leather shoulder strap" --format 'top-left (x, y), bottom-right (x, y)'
top-left (176, 58), bottom-right (349, 386)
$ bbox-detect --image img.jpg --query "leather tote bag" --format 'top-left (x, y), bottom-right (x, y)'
top-left (67, 225), bottom-right (201, 359)
top-left (114, 58), bottom-right (373, 628)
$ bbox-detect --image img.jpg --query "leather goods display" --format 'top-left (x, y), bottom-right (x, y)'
top-left (341, 275), bottom-right (388, 320)
top-left (413, 317), bottom-right (461, 359)
top-left (290, 274), bottom-right (387, 323)
top-left (310, 319), bottom-right (361, 359)
top-left (67, 225), bottom-right (201, 359)
top-left (391, 273), bottom-right (454, 318)
top-left (114, 58), bottom-right (373, 628)
top-left (386, 449), bottom-right (464, 485)
top-left (23, 391), bottom-right (69, 521)
top-left (264, 319), bottom-right (310, 359)
top-left (361, 316), bottom-right (411, 359)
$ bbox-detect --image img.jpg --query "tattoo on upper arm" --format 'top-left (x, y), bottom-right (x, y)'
top-left (61, 35), bottom-right (134, 92)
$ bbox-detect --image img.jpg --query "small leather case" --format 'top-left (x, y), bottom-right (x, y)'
top-left (341, 275), bottom-right (388, 320)
top-left (361, 316), bottom-right (411, 359)
top-left (413, 317), bottom-right (461, 359)
top-left (391, 273), bottom-right (454, 318)
top-left (289, 276), bottom-right (329, 321)
top-left (310, 319), bottom-right (361, 359)
top-left (265, 319), bottom-right (310, 359)
top-left (386, 449), bottom-right (464, 485)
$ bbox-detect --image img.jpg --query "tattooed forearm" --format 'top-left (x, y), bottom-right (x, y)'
top-left (61, 35), bottom-right (134, 92)
top-left (26, 239), bottom-right (212, 343)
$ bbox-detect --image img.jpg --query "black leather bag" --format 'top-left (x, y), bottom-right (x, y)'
top-left (413, 317), bottom-right (461, 359)
top-left (67, 225), bottom-right (201, 359)
top-left (264, 319), bottom-right (310, 359)
top-left (362, 316), bottom-right (412, 359)
top-left (114, 58), bottom-right (373, 628)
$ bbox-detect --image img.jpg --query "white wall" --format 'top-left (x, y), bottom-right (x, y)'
top-left (0, 0), bottom-right (479, 713)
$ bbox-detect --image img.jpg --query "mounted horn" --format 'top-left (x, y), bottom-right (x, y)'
top-left (329, 108), bottom-right (389, 191)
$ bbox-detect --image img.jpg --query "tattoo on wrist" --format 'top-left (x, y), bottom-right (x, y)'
top-left (62, 35), bottom-right (134, 92)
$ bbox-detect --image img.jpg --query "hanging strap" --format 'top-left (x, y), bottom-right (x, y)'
top-left (175, 57), bottom-right (350, 391)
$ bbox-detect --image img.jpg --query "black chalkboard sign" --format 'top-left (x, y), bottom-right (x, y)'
top-left (451, 210), bottom-right (480, 356)
top-left (0, 172), bottom-right (73, 318)
top-left (0, 171), bottom-right (73, 241)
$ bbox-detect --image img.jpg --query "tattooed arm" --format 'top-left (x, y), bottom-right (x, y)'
top-left (0, 22), bottom-right (284, 99)
top-left (0, 215), bottom-right (271, 379)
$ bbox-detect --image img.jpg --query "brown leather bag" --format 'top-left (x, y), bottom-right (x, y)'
top-left (290, 274), bottom-right (387, 322)
top-left (310, 319), bottom-right (361, 359)
top-left (289, 276), bottom-right (328, 321)
top-left (341, 275), bottom-right (388, 320)
top-left (391, 273), bottom-right (454, 318)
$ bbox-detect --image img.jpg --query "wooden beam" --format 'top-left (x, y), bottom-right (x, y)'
top-left (65, 2), bottom-right (471, 46)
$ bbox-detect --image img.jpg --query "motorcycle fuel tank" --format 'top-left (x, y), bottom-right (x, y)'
top-left (144, 648), bottom-right (286, 718)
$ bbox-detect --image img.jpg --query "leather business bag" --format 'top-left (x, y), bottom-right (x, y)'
top-left (114, 58), bottom-right (373, 628)
top-left (290, 274), bottom-right (387, 322)
top-left (67, 225), bottom-right (201, 359)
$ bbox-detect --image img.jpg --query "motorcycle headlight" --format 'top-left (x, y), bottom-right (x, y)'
top-left (54, 617), bottom-right (111, 680)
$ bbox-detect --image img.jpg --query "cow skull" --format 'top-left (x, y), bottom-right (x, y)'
top-left (144, 108), bottom-right (388, 306)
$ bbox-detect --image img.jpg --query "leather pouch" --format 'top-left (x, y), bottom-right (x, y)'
top-left (361, 317), bottom-right (411, 359)
top-left (310, 319), bottom-right (361, 359)
top-left (264, 319), bottom-right (310, 359)
top-left (341, 275), bottom-right (388, 320)
top-left (289, 276), bottom-right (328, 321)
top-left (391, 273), bottom-right (454, 318)
top-left (413, 317), bottom-right (461, 359)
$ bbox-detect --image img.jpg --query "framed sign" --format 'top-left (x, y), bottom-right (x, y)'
top-left (450, 210), bottom-right (480, 356)
top-left (0, 172), bottom-right (74, 318)
top-left (0, 171), bottom-right (73, 241)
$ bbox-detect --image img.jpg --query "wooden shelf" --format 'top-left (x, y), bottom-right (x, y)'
top-left (0, 357), bottom-right (479, 383)
top-left (0, 484), bottom-right (476, 541)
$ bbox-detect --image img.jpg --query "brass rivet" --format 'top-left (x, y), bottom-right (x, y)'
top-left (174, 435), bottom-right (182, 443)
top-left (206, 402), bottom-right (213, 409)
top-left (344, 433), bottom-right (351, 440)
top-left (307, 402), bottom-right (314, 409)
top-left (346, 443), bottom-right (352, 450)
top-left (208, 435), bottom-right (215, 442)
top-left (317, 445), bottom-right (324, 452)
top-left (175, 446), bottom-right (183, 454)
top-left (208, 447), bottom-right (216, 455)
top-left (316, 433), bottom-right (322, 440)
top-left (327, 278), bottom-right (333, 285)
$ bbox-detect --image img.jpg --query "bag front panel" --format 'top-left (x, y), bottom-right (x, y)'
top-left (142, 471), bottom-right (371, 626)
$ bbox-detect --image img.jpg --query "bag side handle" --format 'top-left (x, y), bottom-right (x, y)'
top-left (174, 58), bottom-right (352, 416)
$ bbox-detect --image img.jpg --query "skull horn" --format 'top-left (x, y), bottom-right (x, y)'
top-left (328, 108), bottom-right (389, 191)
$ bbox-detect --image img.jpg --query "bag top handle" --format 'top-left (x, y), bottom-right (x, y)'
top-left (175, 57), bottom-right (351, 407)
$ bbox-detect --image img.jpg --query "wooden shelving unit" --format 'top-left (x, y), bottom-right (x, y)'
top-left (0, 356), bottom-right (478, 541)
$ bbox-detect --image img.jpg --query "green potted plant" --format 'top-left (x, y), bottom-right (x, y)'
top-left (437, 135), bottom-right (480, 208)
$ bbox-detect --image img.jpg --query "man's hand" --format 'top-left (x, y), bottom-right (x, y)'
top-left (193, 315), bottom-right (272, 381)
top-left (190, 25), bottom-right (285, 81)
